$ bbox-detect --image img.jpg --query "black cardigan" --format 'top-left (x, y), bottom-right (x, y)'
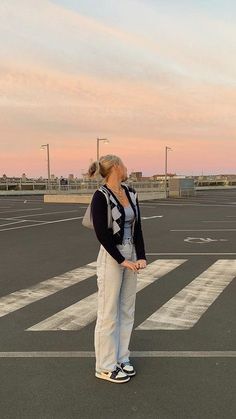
top-left (91, 183), bottom-right (146, 264)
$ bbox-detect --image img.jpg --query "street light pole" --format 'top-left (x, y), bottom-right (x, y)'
top-left (97, 138), bottom-right (109, 161)
top-left (165, 146), bottom-right (172, 199)
top-left (41, 143), bottom-right (51, 191)
top-left (97, 138), bottom-right (99, 162)
top-left (46, 144), bottom-right (51, 190)
top-left (96, 138), bottom-right (109, 186)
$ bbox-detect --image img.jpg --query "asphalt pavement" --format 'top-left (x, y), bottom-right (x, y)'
top-left (0, 189), bottom-right (235, 419)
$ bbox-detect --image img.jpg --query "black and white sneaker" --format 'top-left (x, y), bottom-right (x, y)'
top-left (117, 361), bottom-right (136, 377)
top-left (95, 366), bottom-right (130, 383)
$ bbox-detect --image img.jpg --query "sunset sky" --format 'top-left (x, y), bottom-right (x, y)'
top-left (1, 0), bottom-right (236, 177)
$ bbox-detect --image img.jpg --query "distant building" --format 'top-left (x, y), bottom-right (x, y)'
top-left (129, 172), bottom-right (142, 181)
top-left (151, 173), bottom-right (176, 181)
top-left (194, 174), bottom-right (236, 186)
top-left (140, 176), bottom-right (151, 181)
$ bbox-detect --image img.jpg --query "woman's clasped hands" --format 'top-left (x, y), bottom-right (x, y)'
top-left (121, 259), bottom-right (147, 272)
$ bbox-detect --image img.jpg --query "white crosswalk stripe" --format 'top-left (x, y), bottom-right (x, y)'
top-left (0, 259), bottom-right (235, 333)
top-left (136, 259), bottom-right (236, 330)
top-left (0, 262), bottom-right (97, 318)
top-left (27, 260), bottom-right (186, 330)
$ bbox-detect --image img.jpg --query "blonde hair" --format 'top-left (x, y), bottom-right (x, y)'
top-left (88, 154), bottom-right (122, 179)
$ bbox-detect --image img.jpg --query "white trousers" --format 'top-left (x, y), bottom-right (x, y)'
top-left (94, 241), bottom-right (137, 373)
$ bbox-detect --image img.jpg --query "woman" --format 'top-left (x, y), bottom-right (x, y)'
top-left (89, 154), bottom-right (147, 384)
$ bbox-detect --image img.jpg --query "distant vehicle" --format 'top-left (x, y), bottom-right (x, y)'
top-left (60, 178), bottom-right (68, 186)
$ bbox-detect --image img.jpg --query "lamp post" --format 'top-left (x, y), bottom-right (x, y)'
top-left (96, 138), bottom-right (109, 186)
top-left (40, 143), bottom-right (51, 191)
top-left (165, 146), bottom-right (172, 198)
top-left (97, 138), bottom-right (109, 161)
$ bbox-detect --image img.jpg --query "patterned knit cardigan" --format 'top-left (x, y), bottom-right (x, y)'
top-left (91, 183), bottom-right (146, 264)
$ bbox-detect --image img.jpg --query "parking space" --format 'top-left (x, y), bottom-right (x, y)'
top-left (0, 197), bottom-right (89, 232)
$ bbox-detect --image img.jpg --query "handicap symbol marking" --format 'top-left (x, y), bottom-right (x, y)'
top-left (184, 237), bottom-right (228, 244)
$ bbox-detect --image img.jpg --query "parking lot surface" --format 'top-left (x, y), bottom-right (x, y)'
top-left (0, 189), bottom-right (235, 419)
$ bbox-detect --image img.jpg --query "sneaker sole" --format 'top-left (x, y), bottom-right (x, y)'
top-left (95, 372), bottom-right (130, 383)
top-left (123, 370), bottom-right (136, 377)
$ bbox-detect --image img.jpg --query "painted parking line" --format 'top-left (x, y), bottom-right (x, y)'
top-left (139, 205), bottom-right (159, 208)
top-left (4, 210), bottom-right (82, 219)
top-left (146, 253), bottom-right (236, 255)
top-left (171, 229), bottom-right (236, 231)
top-left (27, 260), bottom-right (186, 331)
top-left (0, 216), bottom-right (84, 232)
top-left (201, 220), bottom-right (236, 223)
top-left (0, 208), bottom-right (43, 214)
top-left (0, 351), bottom-right (235, 358)
top-left (156, 203), bottom-right (236, 207)
top-left (136, 260), bottom-right (236, 330)
top-left (142, 216), bottom-right (163, 220)
top-left (0, 220), bottom-right (28, 227)
top-left (0, 262), bottom-right (97, 318)
top-left (0, 211), bottom-right (165, 232)
top-left (0, 198), bottom-right (43, 202)
top-left (0, 218), bottom-right (47, 225)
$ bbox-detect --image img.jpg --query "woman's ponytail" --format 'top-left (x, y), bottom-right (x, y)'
top-left (88, 161), bottom-right (100, 178)
top-left (88, 155), bottom-right (122, 179)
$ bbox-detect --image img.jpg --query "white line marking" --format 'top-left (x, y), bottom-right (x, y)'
top-left (0, 262), bottom-right (97, 318)
top-left (152, 203), bottom-right (236, 207)
top-left (136, 260), bottom-right (236, 330)
top-left (146, 253), bottom-right (236, 255)
top-left (142, 216), bottom-right (163, 219)
top-left (130, 351), bottom-right (236, 357)
top-left (27, 260), bottom-right (186, 331)
top-left (139, 205), bottom-right (158, 208)
top-left (14, 219), bottom-right (46, 223)
top-left (0, 217), bottom-right (71, 224)
top-left (0, 219), bottom-right (27, 227)
top-left (201, 221), bottom-right (236, 223)
top-left (171, 229), bottom-right (236, 232)
top-left (0, 208), bottom-right (43, 214)
top-left (0, 198), bottom-right (43, 203)
top-left (4, 210), bottom-right (80, 219)
top-left (0, 351), bottom-right (235, 357)
top-left (0, 217), bottom-right (83, 232)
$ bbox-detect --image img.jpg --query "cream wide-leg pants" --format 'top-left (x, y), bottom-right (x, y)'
top-left (94, 239), bottom-right (137, 373)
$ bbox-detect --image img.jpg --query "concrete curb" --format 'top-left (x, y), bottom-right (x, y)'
top-left (44, 191), bottom-right (166, 203)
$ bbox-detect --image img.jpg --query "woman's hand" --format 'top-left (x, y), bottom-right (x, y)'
top-left (135, 259), bottom-right (147, 270)
top-left (121, 260), bottom-right (139, 272)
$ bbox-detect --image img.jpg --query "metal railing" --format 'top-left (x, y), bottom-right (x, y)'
top-left (0, 180), bottom-right (165, 193)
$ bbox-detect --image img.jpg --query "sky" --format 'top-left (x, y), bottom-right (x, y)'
top-left (0, 0), bottom-right (236, 177)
